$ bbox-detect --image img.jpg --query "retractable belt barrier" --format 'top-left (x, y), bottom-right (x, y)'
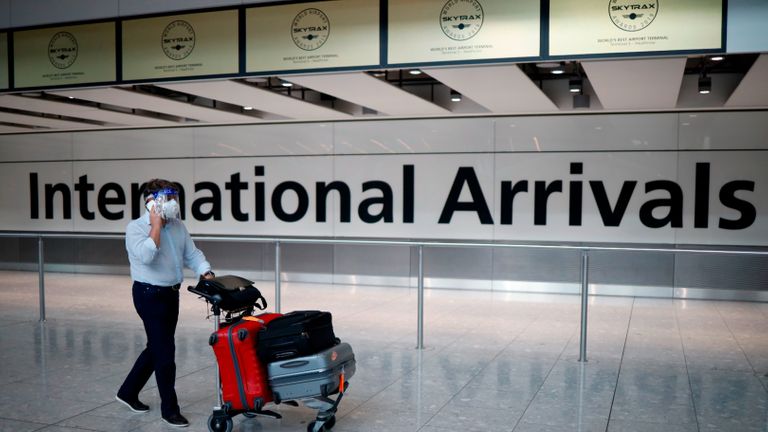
top-left (1, 231), bottom-right (767, 361)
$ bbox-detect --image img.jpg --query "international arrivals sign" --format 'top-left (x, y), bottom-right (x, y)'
top-left (11, 153), bottom-right (766, 246)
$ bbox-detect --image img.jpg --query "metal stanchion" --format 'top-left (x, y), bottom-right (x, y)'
top-left (578, 251), bottom-right (589, 362)
top-left (38, 236), bottom-right (46, 323)
top-left (416, 245), bottom-right (424, 350)
top-left (275, 241), bottom-right (281, 313)
top-left (415, 349), bottom-right (424, 424)
top-left (577, 362), bottom-right (586, 432)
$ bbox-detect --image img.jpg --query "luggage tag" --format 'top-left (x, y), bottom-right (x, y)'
top-left (243, 316), bottom-right (265, 324)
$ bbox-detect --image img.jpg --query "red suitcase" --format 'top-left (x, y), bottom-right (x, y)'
top-left (210, 318), bottom-right (272, 412)
top-left (253, 313), bottom-right (283, 326)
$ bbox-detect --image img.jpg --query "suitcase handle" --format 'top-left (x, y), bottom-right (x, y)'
top-left (279, 360), bottom-right (310, 369)
top-left (274, 350), bottom-right (299, 360)
top-left (254, 294), bottom-right (267, 311)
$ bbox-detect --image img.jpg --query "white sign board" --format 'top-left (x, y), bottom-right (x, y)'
top-left (550, 0), bottom-right (723, 56)
top-left (246, 0), bottom-right (380, 72)
top-left (388, 0), bottom-right (540, 64)
top-left (122, 10), bottom-right (239, 80)
top-left (0, 113), bottom-right (766, 246)
top-left (13, 22), bottom-right (116, 88)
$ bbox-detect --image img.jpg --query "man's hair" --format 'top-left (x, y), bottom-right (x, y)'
top-left (143, 178), bottom-right (178, 198)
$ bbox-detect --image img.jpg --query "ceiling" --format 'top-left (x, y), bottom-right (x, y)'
top-left (0, 53), bottom-right (766, 133)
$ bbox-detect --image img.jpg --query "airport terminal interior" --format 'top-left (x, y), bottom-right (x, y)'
top-left (2, 0), bottom-right (768, 431)
top-left (2, 271), bottom-right (768, 432)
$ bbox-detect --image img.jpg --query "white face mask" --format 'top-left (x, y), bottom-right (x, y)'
top-left (145, 188), bottom-right (180, 220)
top-left (161, 199), bottom-right (180, 220)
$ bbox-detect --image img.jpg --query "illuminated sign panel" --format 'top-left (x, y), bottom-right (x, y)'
top-left (122, 10), bottom-right (239, 81)
top-left (246, 0), bottom-right (380, 73)
top-left (550, 0), bottom-right (723, 56)
top-left (14, 23), bottom-right (116, 88)
top-left (388, 0), bottom-right (540, 64)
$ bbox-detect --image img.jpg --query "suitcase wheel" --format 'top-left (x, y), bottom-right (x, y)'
top-left (207, 413), bottom-right (232, 432)
top-left (307, 417), bottom-right (335, 432)
top-left (324, 416), bottom-right (336, 430)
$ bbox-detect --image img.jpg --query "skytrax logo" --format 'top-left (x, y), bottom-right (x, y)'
top-left (48, 32), bottom-right (78, 69)
top-left (291, 8), bottom-right (330, 51)
top-left (161, 20), bottom-right (195, 60)
top-left (440, 0), bottom-right (484, 41)
top-left (609, 0), bottom-right (658, 32)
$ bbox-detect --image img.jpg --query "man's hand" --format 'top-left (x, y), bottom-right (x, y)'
top-left (202, 271), bottom-right (215, 280)
top-left (148, 208), bottom-right (162, 247)
top-left (149, 207), bottom-right (163, 227)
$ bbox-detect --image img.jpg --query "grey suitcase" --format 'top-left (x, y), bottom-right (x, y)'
top-left (267, 342), bottom-right (356, 403)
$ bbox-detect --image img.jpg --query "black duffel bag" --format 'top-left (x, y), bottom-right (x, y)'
top-left (257, 310), bottom-right (338, 363)
top-left (188, 275), bottom-right (267, 312)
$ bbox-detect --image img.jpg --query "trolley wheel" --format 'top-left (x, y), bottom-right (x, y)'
top-left (208, 414), bottom-right (233, 432)
top-left (307, 421), bottom-right (326, 432)
top-left (324, 415), bottom-right (336, 430)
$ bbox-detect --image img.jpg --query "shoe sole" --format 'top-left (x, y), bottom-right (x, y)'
top-left (115, 395), bottom-right (149, 413)
top-left (161, 418), bottom-right (190, 428)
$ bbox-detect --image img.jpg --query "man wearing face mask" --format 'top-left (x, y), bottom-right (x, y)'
top-left (116, 178), bottom-right (214, 428)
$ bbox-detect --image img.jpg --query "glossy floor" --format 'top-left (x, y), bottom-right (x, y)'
top-left (1, 271), bottom-right (767, 432)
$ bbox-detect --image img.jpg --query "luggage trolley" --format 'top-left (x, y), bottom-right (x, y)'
top-left (188, 276), bottom-right (354, 432)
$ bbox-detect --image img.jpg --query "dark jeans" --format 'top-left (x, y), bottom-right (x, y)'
top-left (118, 281), bottom-right (180, 418)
